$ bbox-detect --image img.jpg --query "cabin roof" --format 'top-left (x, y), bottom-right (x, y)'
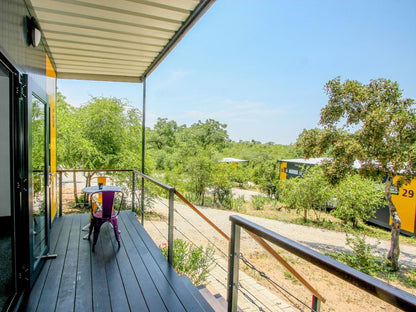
top-left (30, 0), bottom-right (216, 82)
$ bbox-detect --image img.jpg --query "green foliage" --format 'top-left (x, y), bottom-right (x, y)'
top-left (145, 117), bottom-right (301, 205)
top-left (280, 166), bottom-right (331, 221)
top-left (330, 232), bottom-right (384, 276)
top-left (297, 77), bottom-right (416, 270)
top-left (58, 91), bottom-right (300, 208)
top-left (297, 76), bottom-right (416, 188)
top-left (57, 93), bottom-right (145, 171)
top-left (160, 239), bottom-right (215, 285)
top-left (211, 162), bottom-right (233, 208)
top-left (251, 195), bottom-right (268, 210)
top-left (231, 196), bottom-right (246, 212)
top-left (332, 175), bottom-right (384, 228)
top-left (221, 141), bottom-right (301, 197)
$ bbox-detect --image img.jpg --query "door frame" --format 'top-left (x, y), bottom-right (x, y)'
top-left (0, 52), bottom-right (26, 311)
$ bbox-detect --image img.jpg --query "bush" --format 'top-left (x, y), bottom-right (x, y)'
top-left (213, 185), bottom-right (233, 209)
top-left (332, 174), bottom-right (384, 228)
top-left (251, 195), bottom-right (268, 210)
top-left (330, 232), bottom-right (384, 276)
top-left (231, 196), bottom-right (246, 212)
top-left (160, 239), bottom-right (215, 285)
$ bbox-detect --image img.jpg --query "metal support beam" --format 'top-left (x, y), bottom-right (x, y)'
top-left (168, 189), bottom-right (175, 265)
top-left (227, 220), bottom-right (241, 312)
top-left (58, 171), bottom-right (62, 217)
top-left (312, 295), bottom-right (321, 312)
top-left (141, 77), bottom-right (146, 224)
top-left (132, 170), bottom-right (135, 212)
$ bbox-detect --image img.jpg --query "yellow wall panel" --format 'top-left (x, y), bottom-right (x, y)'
top-left (46, 54), bottom-right (57, 221)
top-left (391, 176), bottom-right (416, 234)
top-left (280, 162), bottom-right (287, 180)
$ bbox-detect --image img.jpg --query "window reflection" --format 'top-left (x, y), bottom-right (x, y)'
top-left (31, 96), bottom-right (46, 262)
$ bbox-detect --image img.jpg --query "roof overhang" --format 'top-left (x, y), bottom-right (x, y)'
top-left (29, 0), bottom-right (216, 82)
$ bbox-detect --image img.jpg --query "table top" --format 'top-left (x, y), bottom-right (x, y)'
top-left (82, 185), bottom-right (122, 193)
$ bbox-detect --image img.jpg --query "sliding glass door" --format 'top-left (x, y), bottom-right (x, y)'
top-left (27, 78), bottom-right (50, 286)
top-left (0, 56), bottom-right (15, 312)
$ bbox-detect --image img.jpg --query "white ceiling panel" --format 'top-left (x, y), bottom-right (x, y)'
top-left (30, 0), bottom-right (216, 82)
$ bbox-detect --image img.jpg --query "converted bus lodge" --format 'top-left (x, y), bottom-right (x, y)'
top-left (0, 1), bottom-right (217, 311)
top-left (3, 1), bottom-right (416, 311)
top-left (279, 158), bottom-right (416, 236)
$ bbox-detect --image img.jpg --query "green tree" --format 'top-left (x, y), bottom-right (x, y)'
top-left (211, 162), bottom-right (233, 208)
top-left (57, 92), bottom-right (99, 170)
top-left (332, 174), bottom-right (384, 228)
top-left (148, 117), bottom-right (178, 150)
top-left (280, 166), bottom-right (331, 221)
top-left (181, 149), bottom-right (214, 206)
top-left (297, 77), bottom-right (416, 270)
top-left (187, 119), bottom-right (230, 150)
top-left (57, 94), bottom-right (145, 191)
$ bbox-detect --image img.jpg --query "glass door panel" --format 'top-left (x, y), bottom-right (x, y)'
top-left (31, 96), bottom-right (47, 264)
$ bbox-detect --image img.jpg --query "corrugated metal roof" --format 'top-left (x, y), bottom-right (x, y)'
top-left (281, 158), bottom-right (363, 169)
top-left (220, 157), bottom-right (249, 163)
top-left (30, 0), bottom-right (215, 82)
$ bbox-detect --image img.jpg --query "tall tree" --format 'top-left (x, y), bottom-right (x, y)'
top-left (280, 165), bottom-right (331, 221)
top-left (57, 95), bottom-right (144, 182)
top-left (297, 77), bottom-right (416, 270)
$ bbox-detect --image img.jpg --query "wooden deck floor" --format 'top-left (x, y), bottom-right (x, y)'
top-left (24, 211), bottom-right (215, 312)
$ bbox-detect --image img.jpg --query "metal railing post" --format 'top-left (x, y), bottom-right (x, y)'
top-left (58, 171), bottom-right (62, 217)
top-left (227, 219), bottom-right (241, 312)
top-left (132, 170), bottom-right (135, 212)
top-left (141, 177), bottom-right (145, 224)
top-left (312, 295), bottom-right (321, 312)
top-left (168, 188), bottom-right (175, 265)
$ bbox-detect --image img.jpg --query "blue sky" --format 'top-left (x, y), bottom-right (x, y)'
top-left (58, 0), bottom-right (416, 145)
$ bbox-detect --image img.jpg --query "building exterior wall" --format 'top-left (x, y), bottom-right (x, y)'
top-left (279, 160), bottom-right (416, 236)
top-left (1, 0), bottom-right (57, 221)
top-left (0, 2), bottom-right (58, 309)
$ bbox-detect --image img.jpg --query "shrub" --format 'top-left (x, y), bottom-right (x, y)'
top-left (330, 232), bottom-right (384, 276)
top-left (251, 195), bottom-right (268, 210)
top-left (279, 166), bottom-right (331, 221)
top-left (332, 174), bottom-right (384, 228)
top-left (160, 239), bottom-right (215, 285)
top-left (231, 196), bottom-right (246, 212)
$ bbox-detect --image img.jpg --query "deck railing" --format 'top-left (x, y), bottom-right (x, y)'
top-left (228, 215), bottom-right (416, 312)
top-left (57, 169), bottom-right (416, 312)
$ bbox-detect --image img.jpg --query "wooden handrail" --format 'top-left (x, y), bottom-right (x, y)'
top-left (230, 215), bottom-right (416, 311)
top-left (175, 190), bottom-right (231, 242)
top-left (132, 169), bottom-right (174, 192)
top-left (247, 231), bottom-right (326, 303)
top-left (57, 169), bottom-right (229, 243)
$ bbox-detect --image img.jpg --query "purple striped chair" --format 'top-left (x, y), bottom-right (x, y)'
top-left (88, 189), bottom-right (124, 252)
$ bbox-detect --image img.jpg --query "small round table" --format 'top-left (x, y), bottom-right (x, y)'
top-left (81, 185), bottom-right (123, 239)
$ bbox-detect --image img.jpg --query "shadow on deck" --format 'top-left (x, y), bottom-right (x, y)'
top-left (24, 211), bottom-right (216, 312)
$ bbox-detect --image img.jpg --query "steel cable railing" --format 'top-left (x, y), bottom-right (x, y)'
top-left (142, 191), bottom-right (230, 281)
top-left (58, 169), bottom-right (416, 312)
top-left (238, 283), bottom-right (269, 312)
top-left (239, 253), bottom-right (316, 312)
top-left (122, 170), bottom-right (326, 311)
top-left (138, 185), bottom-right (281, 311)
top-left (58, 170), bottom-right (304, 311)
